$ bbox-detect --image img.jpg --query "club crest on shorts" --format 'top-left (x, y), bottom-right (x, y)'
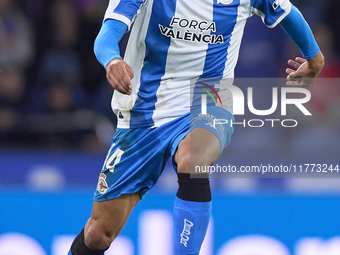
top-left (217, 0), bottom-right (233, 5)
top-left (97, 173), bottom-right (109, 194)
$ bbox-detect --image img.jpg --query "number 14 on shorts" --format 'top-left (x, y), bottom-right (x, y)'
top-left (102, 143), bottom-right (124, 172)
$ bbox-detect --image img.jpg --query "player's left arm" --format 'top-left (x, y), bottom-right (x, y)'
top-left (280, 5), bottom-right (325, 86)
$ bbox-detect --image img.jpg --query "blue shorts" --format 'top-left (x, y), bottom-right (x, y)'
top-left (94, 106), bottom-right (234, 201)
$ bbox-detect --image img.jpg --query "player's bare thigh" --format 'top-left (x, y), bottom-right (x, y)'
top-left (84, 192), bottom-right (141, 250)
top-left (175, 127), bottom-right (221, 174)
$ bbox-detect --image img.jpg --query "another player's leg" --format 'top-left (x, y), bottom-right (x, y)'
top-left (68, 192), bottom-right (140, 255)
top-left (173, 127), bottom-right (220, 255)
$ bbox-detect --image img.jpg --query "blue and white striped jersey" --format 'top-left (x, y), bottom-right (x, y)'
top-left (103, 0), bottom-right (291, 128)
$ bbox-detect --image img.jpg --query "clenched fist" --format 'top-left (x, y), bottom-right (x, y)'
top-left (106, 58), bottom-right (134, 95)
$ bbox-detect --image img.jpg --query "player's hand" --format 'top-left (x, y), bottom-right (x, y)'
top-left (285, 51), bottom-right (325, 87)
top-left (106, 58), bottom-right (134, 95)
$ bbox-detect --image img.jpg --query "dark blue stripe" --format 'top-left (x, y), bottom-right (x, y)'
top-left (130, 0), bottom-right (177, 128)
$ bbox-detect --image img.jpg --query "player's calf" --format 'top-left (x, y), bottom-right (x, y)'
top-left (84, 217), bottom-right (115, 250)
top-left (68, 228), bottom-right (109, 255)
top-left (68, 193), bottom-right (140, 255)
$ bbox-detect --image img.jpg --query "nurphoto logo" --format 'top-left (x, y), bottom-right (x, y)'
top-left (199, 80), bottom-right (312, 128)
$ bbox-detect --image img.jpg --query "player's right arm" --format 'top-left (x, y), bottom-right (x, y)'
top-left (94, 19), bottom-right (133, 95)
top-left (94, 0), bottom-right (144, 95)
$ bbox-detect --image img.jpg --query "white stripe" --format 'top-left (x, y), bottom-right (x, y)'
top-left (251, 0), bottom-right (292, 28)
top-left (104, 13), bottom-right (132, 28)
top-left (267, 1), bottom-right (291, 28)
top-left (161, 0), bottom-right (214, 80)
top-left (152, 0), bottom-right (215, 126)
top-left (104, 0), bottom-right (132, 28)
top-left (223, 0), bottom-right (250, 78)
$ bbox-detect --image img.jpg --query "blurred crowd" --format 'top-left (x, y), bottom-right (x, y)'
top-left (0, 0), bottom-right (119, 151)
top-left (0, 0), bottom-right (339, 152)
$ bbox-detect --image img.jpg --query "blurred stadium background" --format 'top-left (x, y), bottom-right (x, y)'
top-left (0, 0), bottom-right (340, 254)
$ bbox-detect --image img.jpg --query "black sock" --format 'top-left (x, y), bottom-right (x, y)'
top-left (176, 173), bottom-right (211, 202)
top-left (70, 228), bottom-right (109, 255)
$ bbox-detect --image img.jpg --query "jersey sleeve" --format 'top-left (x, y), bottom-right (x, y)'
top-left (103, 0), bottom-right (145, 29)
top-left (251, 0), bottom-right (292, 28)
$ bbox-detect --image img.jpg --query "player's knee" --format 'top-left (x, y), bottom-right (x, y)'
top-left (177, 150), bottom-right (191, 173)
top-left (191, 149), bottom-right (215, 171)
top-left (84, 220), bottom-right (117, 250)
top-left (177, 149), bottom-right (213, 173)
